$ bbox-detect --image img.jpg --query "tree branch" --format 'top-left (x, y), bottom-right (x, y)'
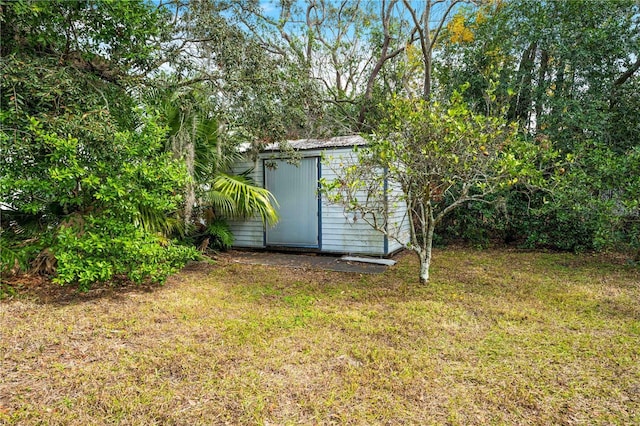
top-left (613, 56), bottom-right (640, 86)
top-left (430, 0), bottom-right (461, 52)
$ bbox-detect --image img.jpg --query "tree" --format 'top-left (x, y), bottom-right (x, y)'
top-left (438, 0), bottom-right (640, 147)
top-left (145, 84), bottom-right (279, 230)
top-left (233, 0), bottom-right (382, 133)
top-left (157, 0), bottom-right (322, 142)
top-left (233, 0), bottom-right (470, 132)
top-left (399, 0), bottom-right (470, 101)
top-left (0, 0), bottom-right (199, 287)
top-left (324, 89), bottom-right (549, 283)
top-left (434, 0), bottom-right (640, 253)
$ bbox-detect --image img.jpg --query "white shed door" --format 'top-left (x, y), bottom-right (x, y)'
top-left (265, 158), bottom-right (319, 247)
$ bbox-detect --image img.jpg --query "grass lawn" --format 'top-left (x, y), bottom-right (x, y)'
top-left (1, 248), bottom-right (639, 425)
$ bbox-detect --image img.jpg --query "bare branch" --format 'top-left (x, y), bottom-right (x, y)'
top-left (430, 0), bottom-right (461, 51)
top-left (613, 56), bottom-right (640, 87)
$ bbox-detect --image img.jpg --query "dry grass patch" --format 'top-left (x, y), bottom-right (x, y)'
top-left (1, 249), bottom-right (639, 425)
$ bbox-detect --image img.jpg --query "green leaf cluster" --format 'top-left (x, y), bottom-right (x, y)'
top-left (0, 0), bottom-right (199, 288)
top-left (53, 216), bottom-right (199, 291)
top-left (434, 0), bottom-right (640, 254)
top-left (366, 92), bottom-right (548, 212)
top-left (1, 117), bottom-right (199, 287)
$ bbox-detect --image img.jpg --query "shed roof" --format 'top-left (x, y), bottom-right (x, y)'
top-left (269, 135), bottom-right (366, 151)
top-left (239, 135), bottom-right (366, 153)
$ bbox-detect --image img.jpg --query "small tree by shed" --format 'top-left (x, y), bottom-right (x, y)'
top-left (324, 93), bottom-right (551, 283)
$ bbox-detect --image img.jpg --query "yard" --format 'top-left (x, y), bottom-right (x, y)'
top-left (1, 248), bottom-right (639, 425)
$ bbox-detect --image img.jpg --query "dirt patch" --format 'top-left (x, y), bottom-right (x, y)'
top-left (0, 266), bottom-right (208, 305)
top-left (223, 250), bottom-right (396, 274)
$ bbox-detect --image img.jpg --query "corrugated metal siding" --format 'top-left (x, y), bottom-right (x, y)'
top-left (265, 158), bottom-right (319, 247)
top-left (227, 159), bottom-right (265, 248)
top-left (385, 179), bottom-right (410, 253)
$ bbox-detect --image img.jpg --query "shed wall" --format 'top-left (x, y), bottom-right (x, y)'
top-left (385, 180), bottom-right (410, 253)
top-left (227, 159), bottom-right (266, 248)
top-left (318, 148), bottom-right (385, 255)
top-left (228, 146), bottom-right (409, 256)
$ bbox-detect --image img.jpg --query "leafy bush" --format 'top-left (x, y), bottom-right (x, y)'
top-left (206, 219), bottom-right (235, 250)
top-left (0, 1), bottom-right (201, 289)
top-left (437, 192), bottom-right (508, 248)
top-left (438, 188), bottom-right (607, 252)
top-left (0, 209), bottom-right (52, 276)
top-left (441, 144), bottom-right (640, 257)
top-left (0, 117), bottom-right (199, 289)
top-left (53, 216), bottom-right (198, 291)
top-left (1, 239), bottom-right (30, 276)
top-left (510, 192), bottom-right (604, 252)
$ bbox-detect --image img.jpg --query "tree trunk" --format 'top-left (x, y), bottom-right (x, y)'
top-left (509, 42), bottom-right (536, 123)
top-left (183, 171), bottom-right (196, 227)
top-left (182, 125), bottom-right (196, 228)
top-left (418, 208), bottom-right (435, 284)
top-left (418, 249), bottom-right (431, 284)
top-left (423, 54), bottom-right (432, 102)
top-left (422, 2), bottom-right (432, 102)
top-left (535, 50), bottom-right (549, 133)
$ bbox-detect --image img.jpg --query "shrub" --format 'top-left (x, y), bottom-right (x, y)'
top-left (206, 219), bottom-right (235, 250)
top-left (53, 216), bottom-right (198, 291)
top-left (0, 117), bottom-right (200, 289)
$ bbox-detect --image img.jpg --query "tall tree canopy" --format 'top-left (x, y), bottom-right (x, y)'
top-left (435, 0), bottom-right (640, 253)
top-left (1, 0), bottom-right (199, 287)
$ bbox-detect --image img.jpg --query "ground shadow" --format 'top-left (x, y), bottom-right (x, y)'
top-left (225, 249), bottom-right (398, 274)
top-left (0, 260), bottom-right (217, 306)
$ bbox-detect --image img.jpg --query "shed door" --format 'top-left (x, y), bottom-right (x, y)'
top-left (265, 158), bottom-right (319, 247)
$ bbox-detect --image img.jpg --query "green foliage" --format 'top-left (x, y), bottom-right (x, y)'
top-left (1, 116), bottom-right (187, 222)
top-left (441, 143), bottom-right (640, 256)
top-left (516, 143), bottom-right (640, 254)
top-left (1, 238), bottom-right (31, 276)
top-left (324, 89), bottom-right (550, 282)
top-left (0, 117), bottom-right (199, 287)
top-left (0, 206), bottom-right (51, 278)
top-left (434, 0), bottom-right (640, 254)
top-left (0, 0), bottom-right (170, 80)
top-left (53, 217), bottom-right (199, 291)
top-left (446, 188), bottom-right (607, 252)
top-left (0, 0), bottom-right (201, 288)
top-left (366, 90), bottom-right (549, 220)
top-left (206, 219), bottom-right (235, 251)
top-left (143, 84), bottom-right (280, 238)
top-left (437, 192), bottom-right (508, 248)
top-left (166, 1), bottom-right (322, 141)
top-left (210, 173), bottom-right (279, 226)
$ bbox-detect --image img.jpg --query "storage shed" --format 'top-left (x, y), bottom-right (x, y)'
top-left (228, 135), bottom-right (410, 256)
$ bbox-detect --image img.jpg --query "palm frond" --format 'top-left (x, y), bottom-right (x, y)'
top-left (203, 190), bottom-right (236, 218)
top-left (136, 85), bottom-right (276, 229)
top-left (211, 173), bottom-right (279, 225)
top-left (207, 219), bottom-right (234, 250)
top-left (0, 238), bottom-right (29, 275)
top-left (193, 115), bottom-right (220, 182)
top-left (134, 204), bottom-right (187, 237)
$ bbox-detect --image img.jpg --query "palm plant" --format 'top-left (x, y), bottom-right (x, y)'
top-left (209, 172), bottom-right (278, 225)
top-left (146, 84), bottom-right (278, 237)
